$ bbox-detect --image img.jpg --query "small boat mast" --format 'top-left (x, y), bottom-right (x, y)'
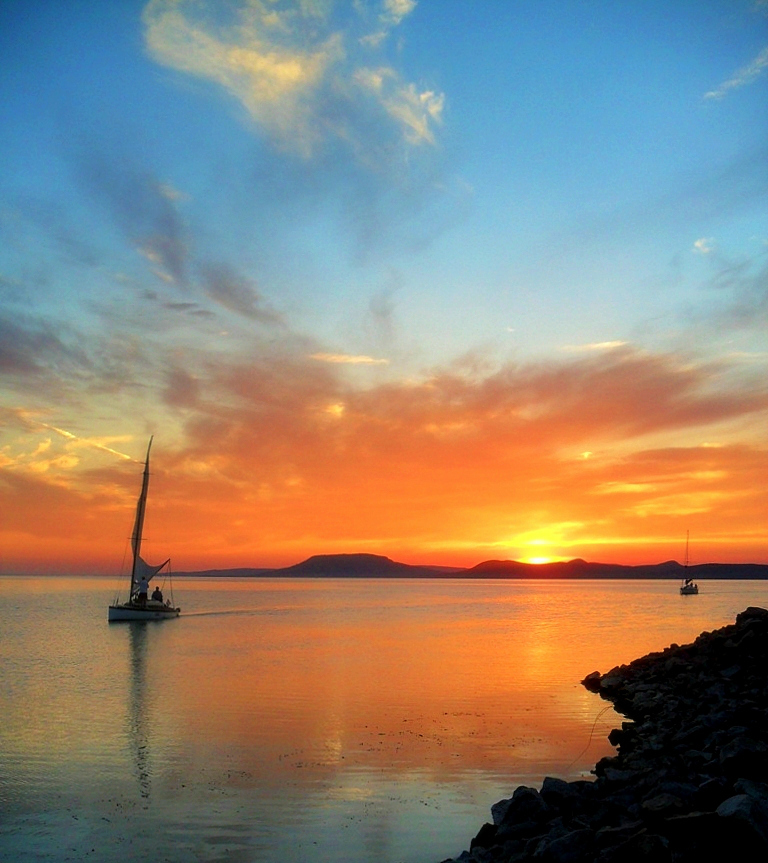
top-left (679, 530), bottom-right (699, 595)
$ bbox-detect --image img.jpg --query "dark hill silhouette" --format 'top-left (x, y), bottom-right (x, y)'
top-left (176, 554), bottom-right (768, 579)
top-left (465, 559), bottom-right (768, 579)
top-left (279, 553), bottom-right (459, 578)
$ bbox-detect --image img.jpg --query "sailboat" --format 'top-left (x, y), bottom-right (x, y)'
top-left (679, 531), bottom-right (698, 595)
top-left (108, 437), bottom-right (180, 621)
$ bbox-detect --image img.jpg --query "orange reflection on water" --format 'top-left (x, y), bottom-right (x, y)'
top-left (159, 579), bottom-right (633, 787)
top-left (6, 576), bottom-right (768, 863)
top-left (4, 576), bottom-right (767, 830)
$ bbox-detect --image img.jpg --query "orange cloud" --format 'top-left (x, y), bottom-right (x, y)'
top-left (2, 343), bottom-right (766, 573)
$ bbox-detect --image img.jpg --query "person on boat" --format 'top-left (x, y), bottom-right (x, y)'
top-left (151, 585), bottom-right (163, 603)
top-left (138, 576), bottom-right (149, 606)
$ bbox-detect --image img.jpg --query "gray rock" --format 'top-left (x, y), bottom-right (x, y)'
top-left (734, 778), bottom-right (768, 803)
top-left (643, 780), bottom-right (697, 806)
top-left (496, 818), bottom-right (551, 844)
top-left (490, 798), bottom-right (511, 826)
top-left (655, 811), bottom-right (724, 859)
top-left (692, 776), bottom-right (731, 809)
top-left (639, 792), bottom-right (685, 818)
top-left (600, 766), bottom-right (636, 785)
top-left (717, 793), bottom-right (768, 844)
top-left (532, 827), bottom-right (594, 862)
top-left (497, 786), bottom-right (552, 827)
top-left (469, 822), bottom-right (497, 851)
top-left (595, 830), bottom-right (671, 862)
top-left (719, 736), bottom-right (768, 779)
top-left (582, 671), bottom-right (601, 692)
top-left (594, 821), bottom-right (644, 849)
top-left (598, 670), bottom-right (625, 693)
top-left (539, 777), bottom-right (579, 810)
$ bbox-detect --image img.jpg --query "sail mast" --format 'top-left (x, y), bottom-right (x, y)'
top-left (682, 530), bottom-right (692, 587)
top-left (130, 436), bottom-right (153, 595)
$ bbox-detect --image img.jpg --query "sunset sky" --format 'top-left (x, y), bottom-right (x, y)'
top-left (1, 0), bottom-right (767, 575)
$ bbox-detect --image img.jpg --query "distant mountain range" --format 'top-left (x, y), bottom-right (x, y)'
top-left (176, 553), bottom-right (768, 579)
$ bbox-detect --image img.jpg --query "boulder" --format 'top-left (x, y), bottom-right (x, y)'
top-left (497, 786), bottom-right (552, 827)
top-left (719, 737), bottom-right (768, 779)
top-left (581, 671), bottom-right (601, 692)
top-left (532, 827), bottom-right (594, 862)
top-left (469, 822), bottom-right (497, 851)
top-left (717, 793), bottom-right (768, 846)
top-left (595, 831), bottom-right (671, 862)
top-left (639, 792), bottom-right (685, 819)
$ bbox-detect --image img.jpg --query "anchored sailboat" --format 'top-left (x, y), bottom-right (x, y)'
top-left (679, 531), bottom-right (699, 595)
top-left (108, 437), bottom-right (180, 621)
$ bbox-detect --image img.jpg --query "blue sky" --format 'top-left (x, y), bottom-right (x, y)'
top-left (1, 1), bottom-right (767, 571)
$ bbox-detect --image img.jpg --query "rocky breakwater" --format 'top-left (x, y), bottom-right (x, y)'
top-left (441, 606), bottom-right (768, 863)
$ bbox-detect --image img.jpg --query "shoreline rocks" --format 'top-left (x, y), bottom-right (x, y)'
top-left (440, 606), bottom-right (768, 862)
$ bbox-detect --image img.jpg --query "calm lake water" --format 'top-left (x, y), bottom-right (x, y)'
top-left (2, 576), bottom-right (767, 863)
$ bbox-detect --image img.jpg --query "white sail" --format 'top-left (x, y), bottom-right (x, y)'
top-left (135, 556), bottom-right (171, 583)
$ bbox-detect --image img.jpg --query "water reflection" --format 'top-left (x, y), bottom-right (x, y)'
top-left (161, 582), bottom-right (621, 787)
top-left (3, 577), bottom-right (768, 863)
top-left (127, 623), bottom-right (151, 798)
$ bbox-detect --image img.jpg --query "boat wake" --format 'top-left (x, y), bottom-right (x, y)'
top-left (180, 607), bottom-right (291, 618)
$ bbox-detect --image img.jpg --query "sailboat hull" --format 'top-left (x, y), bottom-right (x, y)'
top-left (108, 600), bottom-right (181, 621)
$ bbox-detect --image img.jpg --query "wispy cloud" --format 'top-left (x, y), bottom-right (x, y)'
top-left (36, 425), bottom-right (134, 462)
top-left (361, 0), bottom-right (418, 45)
top-left (143, 0), bottom-right (342, 157)
top-left (311, 352), bottom-right (389, 365)
top-left (0, 314), bottom-right (91, 381)
top-left (0, 408), bottom-right (135, 468)
top-left (693, 237), bottom-right (714, 254)
top-left (561, 341), bottom-right (627, 353)
top-left (354, 67), bottom-right (444, 146)
top-left (704, 46), bottom-right (768, 100)
top-left (74, 144), bottom-right (296, 328)
top-left (142, 0), bottom-right (443, 159)
top-left (78, 153), bottom-right (189, 286)
top-left (383, 0), bottom-right (417, 27)
top-left (708, 254), bottom-right (768, 331)
top-left (201, 263), bottom-right (285, 325)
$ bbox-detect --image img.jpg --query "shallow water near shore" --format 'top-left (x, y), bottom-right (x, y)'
top-left (2, 576), bottom-right (767, 863)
